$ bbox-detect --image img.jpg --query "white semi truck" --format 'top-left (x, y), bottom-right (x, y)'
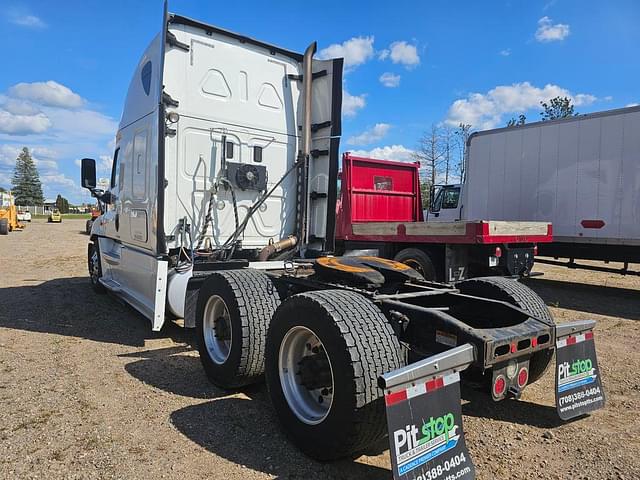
top-left (80, 5), bottom-right (604, 471)
top-left (429, 106), bottom-right (640, 274)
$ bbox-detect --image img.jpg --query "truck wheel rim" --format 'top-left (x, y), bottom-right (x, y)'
top-left (203, 295), bottom-right (232, 365)
top-left (90, 250), bottom-right (100, 284)
top-left (278, 326), bottom-right (334, 425)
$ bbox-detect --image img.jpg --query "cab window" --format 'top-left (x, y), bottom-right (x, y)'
top-left (110, 148), bottom-right (120, 189)
top-left (442, 187), bottom-right (460, 209)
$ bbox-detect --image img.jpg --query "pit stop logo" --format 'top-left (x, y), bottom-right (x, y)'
top-left (393, 413), bottom-right (460, 475)
top-left (557, 357), bottom-right (596, 393)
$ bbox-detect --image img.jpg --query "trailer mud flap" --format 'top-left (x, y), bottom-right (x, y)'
top-left (555, 320), bottom-right (605, 420)
top-left (379, 344), bottom-right (476, 480)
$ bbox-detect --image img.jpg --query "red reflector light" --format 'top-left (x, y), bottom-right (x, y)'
top-left (517, 368), bottom-right (529, 388)
top-left (585, 331), bottom-right (593, 340)
top-left (494, 247), bottom-right (502, 258)
top-left (511, 343), bottom-right (517, 353)
top-left (533, 245), bottom-right (538, 256)
top-left (494, 376), bottom-right (506, 396)
top-left (531, 337), bottom-right (538, 348)
top-left (567, 336), bottom-right (577, 345)
top-left (581, 219), bottom-right (605, 229)
top-left (385, 389), bottom-right (407, 406)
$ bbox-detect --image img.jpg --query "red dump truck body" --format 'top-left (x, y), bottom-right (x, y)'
top-left (335, 153), bottom-right (552, 281)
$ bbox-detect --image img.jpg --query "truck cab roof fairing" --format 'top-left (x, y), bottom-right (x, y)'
top-left (167, 13), bottom-right (305, 62)
top-left (119, 33), bottom-right (163, 131)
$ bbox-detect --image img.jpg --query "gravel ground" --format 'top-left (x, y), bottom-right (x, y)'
top-left (1, 219), bottom-right (639, 479)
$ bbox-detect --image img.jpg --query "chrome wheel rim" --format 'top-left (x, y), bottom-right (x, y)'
top-left (203, 295), bottom-right (232, 365)
top-left (89, 249), bottom-right (100, 284)
top-left (278, 326), bottom-right (334, 425)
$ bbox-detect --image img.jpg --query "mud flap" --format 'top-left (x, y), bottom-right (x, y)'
top-left (379, 344), bottom-right (476, 480)
top-left (555, 320), bottom-right (605, 420)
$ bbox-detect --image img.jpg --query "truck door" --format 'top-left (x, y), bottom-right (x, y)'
top-left (97, 148), bottom-right (124, 287)
top-left (428, 185), bottom-right (462, 222)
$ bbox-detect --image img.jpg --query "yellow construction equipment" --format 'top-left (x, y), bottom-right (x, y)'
top-left (0, 192), bottom-right (25, 235)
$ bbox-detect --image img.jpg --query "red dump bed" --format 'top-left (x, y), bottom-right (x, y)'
top-left (336, 153), bottom-right (552, 245)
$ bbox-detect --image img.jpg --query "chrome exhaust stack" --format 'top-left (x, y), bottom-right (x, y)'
top-left (296, 41), bottom-right (317, 251)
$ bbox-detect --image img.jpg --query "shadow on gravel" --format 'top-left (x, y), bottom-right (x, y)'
top-left (0, 277), bottom-right (191, 347)
top-left (461, 386), bottom-right (563, 429)
top-left (522, 277), bottom-right (640, 321)
top-left (119, 345), bottom-right (232, 400)
top-left (171, 397), bottom-right (391, 480)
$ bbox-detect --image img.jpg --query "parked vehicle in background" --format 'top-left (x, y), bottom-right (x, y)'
top-left (85, 207), bottom-right (101, 235)
top-left (0, 192), bottom-right (25, 235)
top-left (335, 153), bottom-right (552, 282)
top-left (445, 105), bottom-right (640, 274)
top-left (48, 209), bottom-right (62, 223)
top-left (17, 210), bottom-right (32, 222)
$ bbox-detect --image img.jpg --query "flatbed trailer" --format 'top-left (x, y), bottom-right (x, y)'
top-left (335, 154), bottom-right (552, 282)
top-left (78, 5), bottom-right (604, 477)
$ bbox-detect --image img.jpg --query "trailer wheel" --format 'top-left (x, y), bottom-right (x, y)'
top-left (457, 276), bottom-right (554, 384)
top-left (394, 247), bottom-right (438, 280)
top-left (196, 269), bottom-right (280, 389)
top-left (265, 290), bottom-right (404, 460)
top-left (0, 218), bottom-right (8, 235)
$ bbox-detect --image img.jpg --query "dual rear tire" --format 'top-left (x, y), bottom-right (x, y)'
top-left (196, 273), bottom-right (403, 460)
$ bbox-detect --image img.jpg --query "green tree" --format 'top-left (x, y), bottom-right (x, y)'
top-left (55, 194), bottom-right (70, 213)
top-left (0, 186), bottom-right (6, 193)
top-left (419, 178), bottom-right (431, 210)
top-left (540, 96), bottom-right (577, 121)
top-left (506, 114), bottom-right (527, 127)
top-left (11, 147), bottom-right (44, 205)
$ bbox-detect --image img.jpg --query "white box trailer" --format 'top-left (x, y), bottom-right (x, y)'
top-left (463, 105), bottom-right (640, 270)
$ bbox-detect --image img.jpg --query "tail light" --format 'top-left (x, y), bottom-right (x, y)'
top-left (533, 245), bottom-right (538, 256)
top-left (493, 375), bottom-right (506, 397)
top-left (494, 247), bottom-right (502, 258)
top-left (517, 367), bottom-right (529, 388)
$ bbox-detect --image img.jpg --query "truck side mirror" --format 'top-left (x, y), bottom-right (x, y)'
top-left (81, 158), bottom-right (97, 190)
top-left (430, 186), bottom-right (441, 213)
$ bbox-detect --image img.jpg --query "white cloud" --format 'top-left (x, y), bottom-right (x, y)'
top-left (445, 82), bottom-right (597, 129)
top-left (0, 80), bottom-right (117, 202)
top-left (379, 72), bottom-right (401, 88)
top-left (379, 41), bottom-right (420, 69)
top-left (0, 97), bottom-right (41, 115)
top-left (350, 144), bottom-right (415, 163)
top-left (573, 94), bottom-right (597, 106)
top-left (318, 36), bottom-right (375, 71)
top-left (9, 14), bottom-right (46, 28)
top-left (626, 103), bottom-right (639, 108)
top-left (8, 81), bottom-right (84, 109)
top-left (0, 109), bottom-right (51, 135)
top-left (499, 49), bottom-right (511, 57)
top-left (535, 16), bottom-right (570, 42)
top-left (45, 108), bottom-right (117, 138)
top-left (347, 123), bottom-right (392, 146)
top-left (343, 90), bottom-right (366, 117)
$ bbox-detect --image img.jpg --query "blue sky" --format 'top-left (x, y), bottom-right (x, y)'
top-left (0, 0), bottom-right (638, 203)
